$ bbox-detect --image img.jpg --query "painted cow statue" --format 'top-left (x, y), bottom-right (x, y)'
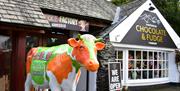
top-left (25, 34), bottom-right (105, 91)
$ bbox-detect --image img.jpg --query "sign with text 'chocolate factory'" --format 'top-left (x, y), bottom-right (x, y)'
top-left (121, 10), bottom-right (176, 48)
top-left (44, 14), bottom-right (89, 32)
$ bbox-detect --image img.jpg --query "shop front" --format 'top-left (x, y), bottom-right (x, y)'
top-left (109, 0), bottom-right (180, 87)
top-left (0, 0), bottom-right (115, 91)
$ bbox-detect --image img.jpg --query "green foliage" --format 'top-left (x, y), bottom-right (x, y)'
top-left (152, 0), bottom-right (180, 35)
top-left (111, 0), bottom-right (180, 36)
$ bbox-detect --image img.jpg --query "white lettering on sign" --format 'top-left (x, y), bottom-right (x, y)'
top-left (111, 76), bottom-right (119, 82)
top-left (111, 70), bottom-right (118, 75)
top-left (51, 23), bottom-right (66, 28)
top-left (110, 83), bottom-right (120, 90)
top-left (59, 16), bottom-right (78, 25)
top-left (45, 14), bottom-right (78, 25)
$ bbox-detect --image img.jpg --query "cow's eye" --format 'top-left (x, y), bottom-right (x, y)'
top-left (79, 46), bottom-right (84, 50)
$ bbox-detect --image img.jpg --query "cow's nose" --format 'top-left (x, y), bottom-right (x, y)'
top-left (86, 60), bottom-right (99, 72)
top-left (89, 61), bottom-right (93, 66)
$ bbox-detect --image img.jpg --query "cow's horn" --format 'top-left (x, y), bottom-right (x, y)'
top-left (95, 38), bottom-right (103, 42)
top-left (77, 34), bottom-right (83, 40)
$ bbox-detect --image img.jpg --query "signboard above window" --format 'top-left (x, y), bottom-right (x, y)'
top-left (44, 14), bottom-right (89, 32)
top-left (121, 10), bottom-right (176, 48)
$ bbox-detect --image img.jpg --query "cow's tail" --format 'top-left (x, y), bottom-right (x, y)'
top-left (26, 48), bottom-right (37, 74)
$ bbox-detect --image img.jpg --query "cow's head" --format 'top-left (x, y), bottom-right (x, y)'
top-left (68, 34), bottom-right (105, 72)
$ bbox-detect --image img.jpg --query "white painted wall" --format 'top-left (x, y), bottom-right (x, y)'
top-left (169, 52), bottom-right (180, 83)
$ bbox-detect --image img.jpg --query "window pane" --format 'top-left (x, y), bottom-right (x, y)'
top-left (149, 70), bottom-right (153, 78)
top-left (115, 50), bottom-right (123, 80)
top-left (149, 61), bottom-right (153, 69)
top-left (154, 52), bottom-right (157, 60)
top-left (143, 51), bottom-right (147, 59)
top-left (162, 53), bottom-right (165, 60)
top-left (136, 61), bottom-right (141, 69)
top-left (129, 61), bottom-right (134, 69)
top-left (136, 51), bottom-right (141, 59)
top-left (118, 51), bottom-right (123, 59)
top-left (143, 61), bottom-right (147, 69)
top-left (158, 52), bottom-right (162, 60)
top-left (149, 52), bottom-right (153, 59)
top-left (154, 61), bottom-right (158, 69)
top-left (129, 71), bottom-right (133, 79)
top-left (136, 70), bottom-right (141, 79)
top-left (143, 71), bottom-right (147, 79)
top-left (129, 51), bottom-right (134, 59)
top-left (154, 70), bottom-right (159, 78)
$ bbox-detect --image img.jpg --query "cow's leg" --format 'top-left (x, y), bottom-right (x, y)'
top-left (25, 73), bottom-right (32, 91)
top-left (47, 71), bottom-right (61, 91)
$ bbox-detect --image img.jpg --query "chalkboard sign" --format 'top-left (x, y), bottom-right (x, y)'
top-left (108, 62), bottom-right (122, 91)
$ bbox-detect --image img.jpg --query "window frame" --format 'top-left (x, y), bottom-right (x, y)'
top-left (114, 48), bottom-right (170, 86)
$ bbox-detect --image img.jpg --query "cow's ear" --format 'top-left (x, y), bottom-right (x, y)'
top-left (95, 42), bottom-right (105, 50)
top-left (68, 38), bottom-right (78, 47)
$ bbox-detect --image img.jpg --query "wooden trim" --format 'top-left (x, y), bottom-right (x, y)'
top-left (11, 32), bottom-right (26, 91)
top-left (0, 23), bottom-right (46, 34)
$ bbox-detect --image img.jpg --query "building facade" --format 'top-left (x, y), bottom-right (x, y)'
top-left (0, 0), bottom-right (116, 91)
top-left (109, 0), bottom-right (180, 87)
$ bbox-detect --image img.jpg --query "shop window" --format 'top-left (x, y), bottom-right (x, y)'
top-left (115, 50), bottom-right (123, 80)
top-left (128, 50), bottom-right (168, 80)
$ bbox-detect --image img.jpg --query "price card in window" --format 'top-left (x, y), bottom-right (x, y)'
top-left (108, 62), bottom-right (122, 91)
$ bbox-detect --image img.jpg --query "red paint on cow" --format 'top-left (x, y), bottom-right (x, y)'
top-left (26, 48), bottom-right (37, 74)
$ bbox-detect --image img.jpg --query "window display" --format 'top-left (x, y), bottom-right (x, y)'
top-left (128, 50), bottom-right (168, 80)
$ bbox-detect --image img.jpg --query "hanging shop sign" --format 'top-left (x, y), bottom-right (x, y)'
top-left (44, 14), bottom-right (89, 32)
top-left (121, 10), bottom-right (176, 48)
top-left (108, 62), bottom-right (122, 91)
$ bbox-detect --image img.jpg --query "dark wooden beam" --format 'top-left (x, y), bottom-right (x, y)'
top-left (11, 32), bottom-right (26, 91)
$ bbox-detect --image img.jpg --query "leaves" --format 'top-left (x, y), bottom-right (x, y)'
top-left (111, 0), bottom-right (180, 36)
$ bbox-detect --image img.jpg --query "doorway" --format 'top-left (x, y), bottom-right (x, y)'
top-left (0, 34), bottom-right (12, 91)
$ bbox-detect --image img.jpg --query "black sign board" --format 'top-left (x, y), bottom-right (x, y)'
top-left (121, 10), bottom-right (176, 48)
top-left (108, 62), bottom-right (122, 91)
